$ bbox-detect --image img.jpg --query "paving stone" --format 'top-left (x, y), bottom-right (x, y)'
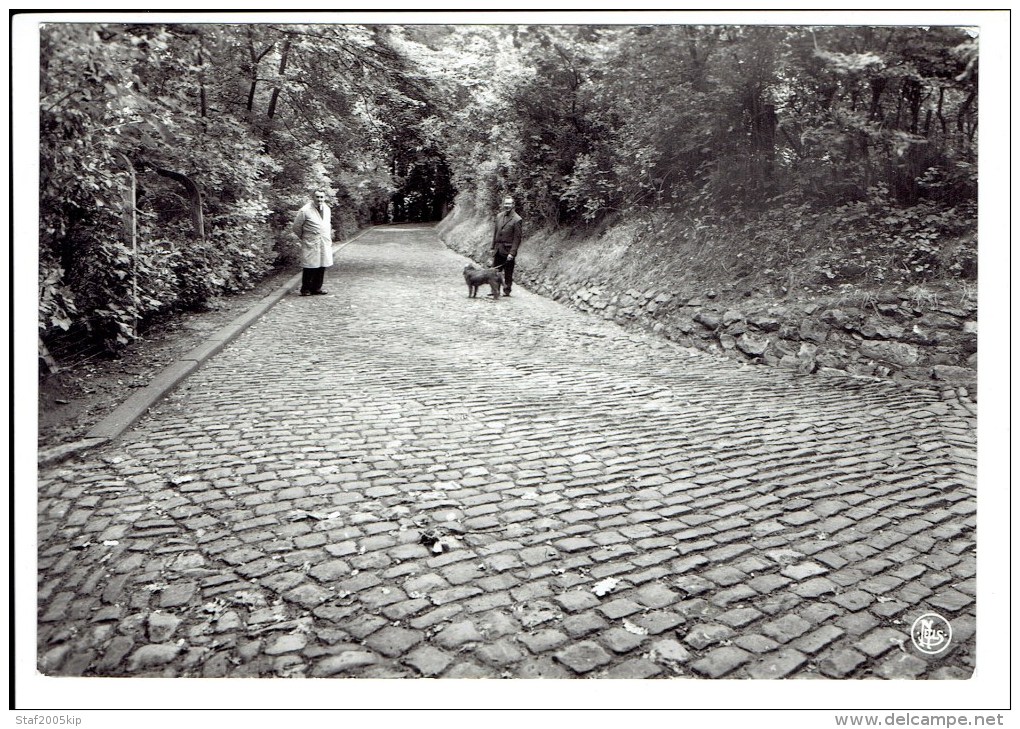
top-left (733, 634), bottom-right (780, 654)
top-left (832, 589), bottom-right (875, 611)
top-left (760, 614), bottom-right (813, 643)
top-left (876, 652), bottom-right (929, 679)
top-left (747, 648), bottom-right (809, 679)
top-left (691, 646), bottom-right (753, 678)
top-left (717, 607), bottom-right (764, 629)
top-left (780, 562), bottom-right (828, 581)
top-left (818, 648), bottom-right (868, 678)
top-left (403, 645), bottom-right (455, 677)
top-left (702, 565), bottom-right (747, 587)
top-left (854, 628), bottom-right (910, 658)
top-left (675, 575), bottom-right (714, 597)
top-left (683, 623), bottom-right (735, 650)
top-left (600, 626), bottom-right (647, 654)
top-left (927, 589), bottom-right (974, 613)
top-left (265, 633), bottom-right (309, 655)
top-left (597, 598), bottom-right (643, 620)
top-left (519, 629), bottom-right (569, 654)
top-left (127, 643), bottom-right (182, 671)
top-left (792, 576), bottom-right (839, 598)
top-left (155, 582), bottom-right (197, 609)
top-left (283, 582), bottom-right (332, 608)
top-left (631, 610), bottom-right (685, 635)
top-left (633, 583), bottom-right (680, 609)
top-left (363, 626), bottom-right (424, 658)
top-left (555, 641), bottom-right (613, 674)
top-left (553, 590), bottom-right (600, 613)
top-left (147, 613), bottom-right (181, 642)
top-left (710, 584), bottom-right (758, 607)
top-left (434, 620), bottom-right (483, 649)
top-left (837, 611), bottom-right (881, 637)
top-left (794, 625), bottom-right (845, 655)
top-left (649, 637), bottom-right (692, 664)
top-left (311, 651), bottom-right (379, 677)
top-left (562, 612), bottom-right (609, 638)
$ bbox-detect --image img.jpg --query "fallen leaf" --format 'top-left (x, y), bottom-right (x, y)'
top-left (622, 619), bottom-right (648, 636)
top-left (591, 577), bottom-right (619, 597)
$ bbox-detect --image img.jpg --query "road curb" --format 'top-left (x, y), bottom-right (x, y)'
top-left (38, 228), bottom-right (373, 468)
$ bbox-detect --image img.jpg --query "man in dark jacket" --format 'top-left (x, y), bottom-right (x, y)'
top-left (491, 196), bottom-right (523, 297)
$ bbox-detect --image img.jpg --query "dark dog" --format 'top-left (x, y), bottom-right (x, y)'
top-left (463, 264), bottom-right (503, 299)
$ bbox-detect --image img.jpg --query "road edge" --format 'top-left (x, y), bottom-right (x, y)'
top-left (37, 229), bottom-right (373, 468)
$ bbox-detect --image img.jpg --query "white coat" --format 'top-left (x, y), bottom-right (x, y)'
top-left (292, 202), bottom-right (334, 268)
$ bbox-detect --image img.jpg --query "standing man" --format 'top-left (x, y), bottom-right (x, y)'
top-left (491, 195), bottom-right (523, 297)
top-left (292, 189), bottom-right (334, 296)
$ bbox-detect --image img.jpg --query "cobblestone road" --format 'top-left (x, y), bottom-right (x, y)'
top-left (37, 224), bottom-right (977, 680)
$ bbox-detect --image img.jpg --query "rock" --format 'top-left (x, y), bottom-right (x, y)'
top-left (722, 310), bottom-right (744, 325)
top-left (902, 325), bottom-right (939, 345)
top-left (148, 613), bottom-right (182, 642)
top-left (674, 317), bottom-right (696, 334)
top-left (821, 308), bottom-right (864, 328)
top-left (797, 343), bottom-right (818, 374)
top-left (748, 314), bottom-right (781, 332)
top-left (694, 311), bottom-right (721, 330)
top-left (127, 643), bottom-right (182, 671)
top-left (857, 317), bottom-right (905, 339)
top-left (932, 365), bottom-right (976, 387)
top-left (726, 320), bottom-right (748, 335)
top-left (816, 353), bottom-right (845, 370)
top-left (860, 341), bottom-right (920, 367)
top-left (962, 320), bottom-right (978, 335)
top-left (719, 334), bottom-right (737, 350)
top-left (737, 333), bottom-right (769, 356)
top-left (779, 354), bottom-right (800, 369)
top-left (799, 319), bottom-right (829, 344)
top-left (686, 297), bottom-right (704, 307)
top-left (967, 353), bottom-right (977, 368)
top-left (919, 312), bottom-right (961, 330)
top-left (654, 293), bottom-right (674, 305)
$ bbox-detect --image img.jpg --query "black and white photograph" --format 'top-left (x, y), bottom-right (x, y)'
top-left (13, 7), bottom-right (1010, 722)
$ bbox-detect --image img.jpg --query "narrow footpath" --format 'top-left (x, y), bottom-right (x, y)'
top-left (36, 224), bottom-right (976, 679)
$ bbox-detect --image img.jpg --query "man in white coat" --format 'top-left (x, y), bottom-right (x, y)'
top-left (292, 190), bottom-right (335, 296)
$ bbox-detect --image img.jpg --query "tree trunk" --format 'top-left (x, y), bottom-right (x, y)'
top-left (154, 167), bottom-right (205, 240)
top-left (267, 38), bottom-right (291, 120)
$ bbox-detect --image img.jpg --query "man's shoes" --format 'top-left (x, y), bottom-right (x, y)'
top-left (311, 290), bottom-right (329, 295)
top-left (300, 291), bottom-right (311, 296)
top-left (503, 290), bottom-right (511, 297)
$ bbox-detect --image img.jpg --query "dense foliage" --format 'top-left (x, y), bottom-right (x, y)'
top-left (413, 25), bottom-right (978, 284)
top-left (39, 22), bottom-right (978, 353)
top-left (39, 23), bottom-right (445, 350)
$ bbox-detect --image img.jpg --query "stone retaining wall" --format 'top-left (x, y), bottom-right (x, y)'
top-left (437, 211), bottom-right (978, 400)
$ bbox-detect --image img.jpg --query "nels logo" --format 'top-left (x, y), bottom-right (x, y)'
top-left (911, 613), bottom-right (952, 655)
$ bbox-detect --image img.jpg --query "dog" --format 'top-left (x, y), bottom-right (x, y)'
top-left (463, 264), bottom-right (503, 299)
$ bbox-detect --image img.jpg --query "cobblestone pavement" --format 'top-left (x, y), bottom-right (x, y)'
top-left (37, 225), bottom-right (977, 680)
